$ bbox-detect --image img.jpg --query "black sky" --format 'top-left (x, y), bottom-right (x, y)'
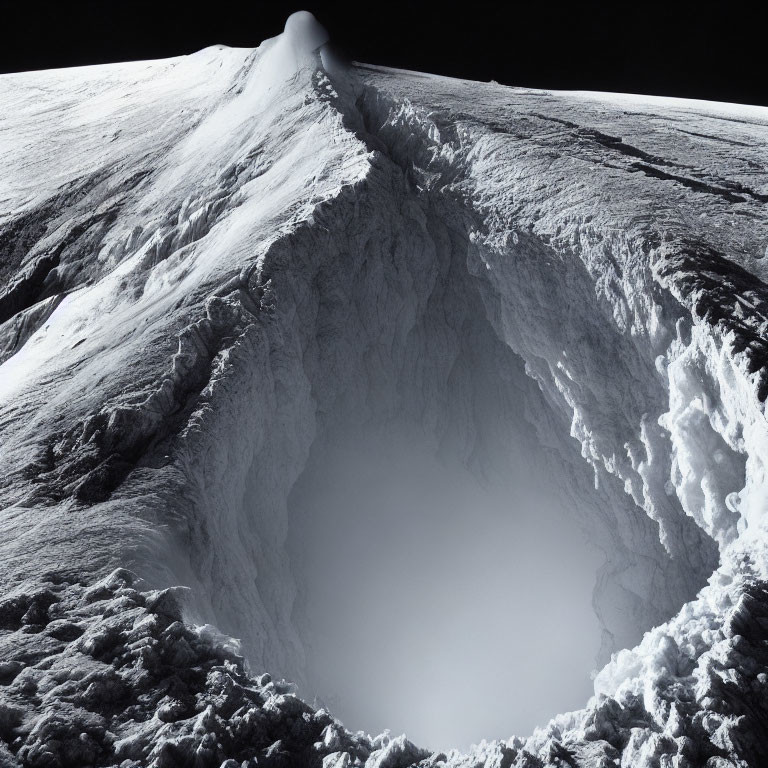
top-left (1, 1), bottom-right (765, 107)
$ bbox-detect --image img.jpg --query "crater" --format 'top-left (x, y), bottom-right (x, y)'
top-left (174, 174), bottom-right (717, 749)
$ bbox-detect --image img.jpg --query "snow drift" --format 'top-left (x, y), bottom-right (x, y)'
top-left (1, 11), bottom-right (768, 767)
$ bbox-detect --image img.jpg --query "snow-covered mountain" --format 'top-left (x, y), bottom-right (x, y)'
top-left (1, 11), bottom-right (767, 767)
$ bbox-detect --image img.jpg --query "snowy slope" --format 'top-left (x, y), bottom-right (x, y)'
top-left (1, 11), bottom-right (768, 767)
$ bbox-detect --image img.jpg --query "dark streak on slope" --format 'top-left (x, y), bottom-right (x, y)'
top-left (0, 169), bottom-right (155, 357)
top-left (674, 128), bottom-right (753, 147)
top-left (23, 297), bottom-right (250, 505)
top-left (576, 127), bottom-right (677, 168)
top-left (0, 253), bottom-right (60, 326)
top-left (531, 111), bottom-right (768, 205)
top-left (633, 163), bottom-right (768, 203)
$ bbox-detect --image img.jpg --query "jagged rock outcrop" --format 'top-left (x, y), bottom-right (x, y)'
top-left (1, 11), bottom-right (767, 767)
top-left (0, 568), bottom-right (404, 768)
top-left (0, 568), bottom-right (765, 766)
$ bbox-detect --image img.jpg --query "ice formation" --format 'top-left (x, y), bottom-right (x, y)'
top-left (1, 10), bottom-right (768, 767)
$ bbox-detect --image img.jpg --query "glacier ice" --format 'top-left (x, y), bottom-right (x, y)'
top-left (1, 10), bottom-right (768, 767)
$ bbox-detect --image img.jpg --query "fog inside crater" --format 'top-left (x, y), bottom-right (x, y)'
top-left (290, 428), bottom-right (604, 751)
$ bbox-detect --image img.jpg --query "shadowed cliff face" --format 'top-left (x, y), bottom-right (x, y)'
top-left (1, 12), bottom-right (768, 766)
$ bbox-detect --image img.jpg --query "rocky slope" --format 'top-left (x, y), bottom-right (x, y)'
top-left (1, 11), bottom-right (767, 767)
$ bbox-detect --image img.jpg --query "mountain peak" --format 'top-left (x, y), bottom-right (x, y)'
top-left (283, 10), bottom-right (329, 58)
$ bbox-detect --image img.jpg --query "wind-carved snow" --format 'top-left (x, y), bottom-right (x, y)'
top-left (1, 10), bottom-right (768, 767)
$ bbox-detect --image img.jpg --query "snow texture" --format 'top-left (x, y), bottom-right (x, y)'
top-left (1, 10), bottom-right (768, 767)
